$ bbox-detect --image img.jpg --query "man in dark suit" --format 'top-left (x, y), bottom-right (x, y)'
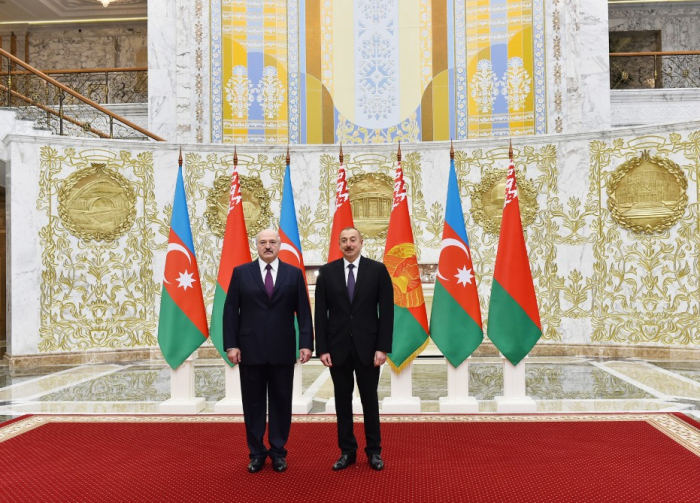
top-left (315, 227), bottom-right (394, 471)
top-left (224, 229), bottom-right (313, 474)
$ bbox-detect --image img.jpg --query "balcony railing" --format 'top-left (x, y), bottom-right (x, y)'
top-left (12, 66), bottom-right (148, 105)
top-left (610, 51), bottom-right (700, 89)
top-left (1, 48), bottom-right (162, 141)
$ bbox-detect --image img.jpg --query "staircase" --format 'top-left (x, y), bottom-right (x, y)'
top-left (0, 47), bottom-right (163, 142)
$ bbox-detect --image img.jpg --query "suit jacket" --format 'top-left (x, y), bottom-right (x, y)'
top-left (314, 256), bottom-right (393, 366)
top-left (223, 259), bottom-right (313, 365)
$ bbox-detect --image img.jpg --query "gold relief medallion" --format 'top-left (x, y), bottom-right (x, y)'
top-left (205, 174), bottom-right (273, 238)
top-left (607, 151), bottom-right (687, 234)
top-left (57, 163), bottom-right (136, 241)
top-left (470, 168), bottom-right (538, 235)
top-left (347, 172), bottom-right (394, 239)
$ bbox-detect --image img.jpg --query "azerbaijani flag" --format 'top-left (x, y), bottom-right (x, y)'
top-left (487, 153), bottom-right (541, 366)
top-left (430, 148), bottom-right (483, 367)
top-left (209, 151), bottom-right (252, 366)
top-left (158, 157), bottom-right (209, 369)
top-left (327, 145), bottom-right (354, 262)
top-left (279, 155), bottom-right (309, 357)
top-left (383, 145), bottom-right (430, 372)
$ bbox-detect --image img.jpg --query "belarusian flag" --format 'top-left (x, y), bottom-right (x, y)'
top-left (383, 145), bottom-right (429, 372)
top-left (209, 149), bottom-right (252, 366)
top-left (158, 155), bottom-right (209, 369)
top-left (430, 146), bottom-right (483, 367)
top-left (487, 152), bottom-right (541, 366)
top-left (327, 145), bottom-right (354, 262)
top-left (278, 150), bottom-right (309, 356)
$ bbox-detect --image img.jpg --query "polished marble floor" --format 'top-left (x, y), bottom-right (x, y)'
top-left (1, 356), bottom-right (699, 424)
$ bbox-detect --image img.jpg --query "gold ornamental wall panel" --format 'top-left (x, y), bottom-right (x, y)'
top-left (205, 174), bottom-right (273, 239)
top-left (607, 151), bottom-right (688, 234)
top-left (589, 134), bottom-right (699, 347)
top-left (470, 167), bottom-right (539, 235)
top-left (37, 147), bottom-right (159, 352)
top-left (58, 163), bottom-right (137, 241)
top-left (347, 172), bottom-right (393, 239)
top-left (30, 137), bottom-right (700, 356)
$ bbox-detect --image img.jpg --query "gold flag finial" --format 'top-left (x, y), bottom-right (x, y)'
top-left (286, 145), bottom-right (290, 165)
top-left (178, 147), bottom-right (183, 167)
top-left (234, 146), bottom-right (238, 167)
top-left (339, 142), bottom-right (344, 165)
top-left (397, 141), bottom-right (402, 163)
top-left (450, 139), bottom-right (454, 160)
top-left (509, 139), bottom-right (513, 161)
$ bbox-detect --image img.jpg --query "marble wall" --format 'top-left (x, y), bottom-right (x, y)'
top-left (609, 5), bottom-right (700, 51)
top-left (5, 119), bottom-right (700, 360)
top-left (0, 23), bottom-right (147, 71)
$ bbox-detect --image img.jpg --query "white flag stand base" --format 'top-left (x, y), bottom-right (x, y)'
top-left (214, 364), bottom-right (244, 414)
top-left (494, 356), bottom-right (536, 413)
top-left (159, 355), bottom-right (206, 414)
top-left (292, 360), bottom-right (312, 414)
top-left (381, 363), bottom-right (421, 414)
top-left (439, 359), bottom-right (479, 413)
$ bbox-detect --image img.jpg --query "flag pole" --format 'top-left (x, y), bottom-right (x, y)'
top-left (439, 139), bottom-right (479, 413)
top-left (214, 144), bottom-right (246, 414)
top-left (283, 144), bottom-right (313, 414)
top-left (160, 146), bottom-right (206, 414)
top-left (494, 140), bottom-right (537, 413)
top-left (382, 140), bottom-right (422, 414)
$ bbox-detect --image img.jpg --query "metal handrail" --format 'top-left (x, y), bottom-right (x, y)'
top-left (610, 51), bottom-right (700, 57)
top-left (0, 48), bottom-right (164, 141)
top-left (609, 50), bottom-right (700, 90)
top-left (0, 83), bottom-right (109, 138)
top-left (8, 66), bottom-right (148, 76)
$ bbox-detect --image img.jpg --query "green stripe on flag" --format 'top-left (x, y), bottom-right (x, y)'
top-left (430, 281), bottom-right (483, 368)
top-left (389, 305), bottom-right (429, 372)
top-left (158, 288), bottom-right (207, 369)
top-left (209, 284), bottom-right (233, 367)
top-left (487, 279), bottom-right (542, 366)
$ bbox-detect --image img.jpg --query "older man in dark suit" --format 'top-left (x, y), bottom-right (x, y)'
top-left (224, 229), bottom-right (313, 474)
top-left (315, 227), bottom-right (394, 471)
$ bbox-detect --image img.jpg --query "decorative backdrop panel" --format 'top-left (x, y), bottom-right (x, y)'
top-left (10, 125), bottom-right (700, 356)
top-left (464, 0), bottom-right (545, 138)
top-left (211, 0), bottom-right (546, 144)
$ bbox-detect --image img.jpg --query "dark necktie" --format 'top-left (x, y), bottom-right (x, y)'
top-left (265, 263), bottom-right (274, 299)
top-left (347, 264), bottom-right (355, 301)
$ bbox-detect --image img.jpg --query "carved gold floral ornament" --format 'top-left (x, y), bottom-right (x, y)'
top-left (607, 151), bottom-right (687, 234)
top-left (57, 163), bottom-right (136, 241)
top-left (205, 174), bottom-right (273, 238)
top-left (470, 168), bottom-right (538, 235)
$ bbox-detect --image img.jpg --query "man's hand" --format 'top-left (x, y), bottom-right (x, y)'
top-left (320, 353), bottom-right (333, 367)
top-left (299, 348), bottom-right (312, 364)
top-left (227, 348), bottom-right (241, 365)
top-left (374, 351), bottom-right (387, 367)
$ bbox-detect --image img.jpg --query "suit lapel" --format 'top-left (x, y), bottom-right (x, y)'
top-left (333, 259), bottom-right (351, 304)
top-left (350, 256), bottom-right (367, 305)
top-left (251, 259), bottom-right (267, 297)
top-left (273, 261), bottom-right (289, 299)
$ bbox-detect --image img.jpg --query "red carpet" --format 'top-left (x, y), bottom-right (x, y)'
top-left (1, 414), bottom-right (699, 502)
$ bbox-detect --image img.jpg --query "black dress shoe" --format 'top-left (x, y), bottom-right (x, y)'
top-left (272, 457), bottom-right (287, 472)
top-left (368, 454), bottom-right (384, 471)
top-left (248, 457), bottom-right (265, 473)
top-left (332, 453), bottom-right (357, 471)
